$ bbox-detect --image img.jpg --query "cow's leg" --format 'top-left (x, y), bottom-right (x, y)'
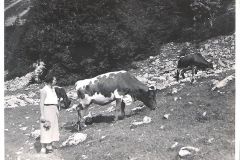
top-left (176, 69), bottom-right (180, 81)
top-left (195, 67), bottom-right (198, 74)
top-left (80, 109), bottom-right (87, 122)
top-left (180, 69), bottom-right (185, 79)
top-left (114, 98), bottom-right (122, 121)
top-left (191, 66), bottom-right (195, 83)
top-left (120, 101), bottom-right (126, 118)
top-left (76, 107), bottom-right (81, 131)
top-left (181, 66), bottom-right (192, 79)
top-left (76, 104), bottom-right (87, 131)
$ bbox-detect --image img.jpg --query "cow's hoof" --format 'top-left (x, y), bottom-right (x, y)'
top-left (74, 121), bottom-right (82, 131)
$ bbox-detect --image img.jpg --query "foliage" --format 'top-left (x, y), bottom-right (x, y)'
top-left (4, 0), bottom-right (235, 85)
top-left (190, 0), bottom-right (222, 27)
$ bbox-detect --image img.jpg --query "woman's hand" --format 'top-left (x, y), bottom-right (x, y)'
top-left (40, 116), bottom-right (46, 123)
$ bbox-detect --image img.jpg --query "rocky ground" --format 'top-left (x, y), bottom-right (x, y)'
top-left (4, 34), bottom-right (235, 160)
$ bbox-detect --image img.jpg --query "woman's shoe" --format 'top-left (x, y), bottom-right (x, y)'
top-left (46, 145), bottom-right (53, 153)
top-left (40, 147), bottom-right (47, 154)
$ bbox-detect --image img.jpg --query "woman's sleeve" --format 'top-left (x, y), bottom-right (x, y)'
top-left (40, 89), bottom-right (47, 118)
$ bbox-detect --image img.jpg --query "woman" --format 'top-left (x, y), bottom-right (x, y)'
top-left (39, 75), bottom-right (60, 153)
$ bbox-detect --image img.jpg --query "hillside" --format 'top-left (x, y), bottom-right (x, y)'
top-left (4, 34), bottom-right (235, 160)
top-left (4, 0), bottom-right (235, 84)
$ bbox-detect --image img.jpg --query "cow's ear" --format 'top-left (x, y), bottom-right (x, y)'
top-left (148, 86), bottom-right (156, 91)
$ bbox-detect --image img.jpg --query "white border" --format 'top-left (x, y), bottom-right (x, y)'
top-left (1, 0), bottom-right (4, 159)
top-left (1, 1), bottom-right (238, 160)
top-left (236, 0), bottom-right (239, 160)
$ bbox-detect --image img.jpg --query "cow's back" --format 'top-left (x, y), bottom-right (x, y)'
top-left (76, 71), bottom-right (148, 98)
top-left (178, 53), bottom-right (210, 68)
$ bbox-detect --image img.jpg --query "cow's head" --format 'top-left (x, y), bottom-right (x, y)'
top-left (141, 86), bottom-right (157, 110)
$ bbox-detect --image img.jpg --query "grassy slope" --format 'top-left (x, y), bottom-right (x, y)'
top-left (5, 69), bottom-right (234, 160)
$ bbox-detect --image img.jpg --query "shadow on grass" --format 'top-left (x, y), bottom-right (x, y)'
top-left (62, 106), bottom-right (147, 132)
top-left (62, 115), bottom-right (115, 132)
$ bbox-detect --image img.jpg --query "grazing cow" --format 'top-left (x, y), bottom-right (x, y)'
top-left (75, 70), bottom-right (157, 130)
top-left (54, 86), bottom-right (72, 110)
top-left (175, 53), bottom-right (213, 82)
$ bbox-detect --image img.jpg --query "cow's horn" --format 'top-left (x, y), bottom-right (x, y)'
top-left (149, 86), bottom-right (156, 90)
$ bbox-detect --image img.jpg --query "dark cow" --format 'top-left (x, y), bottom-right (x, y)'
top-left (175, 53), bottom-right (213, 83)
top-left (54, 86), bottom-right (71, 110)
top-left (75, 70), bottom-right (157, 130)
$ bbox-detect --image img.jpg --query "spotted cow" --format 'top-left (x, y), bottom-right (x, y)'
top-left (75, 70), bottom-right (157, 130)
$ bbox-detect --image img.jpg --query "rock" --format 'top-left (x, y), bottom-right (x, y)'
top-left (147, 80), bottom-right (156, 85)
top-left (172, 88), bottom-right (178, 94)
top-left (143, 116), bottom-right (152, 123)
top-left (130, 116), bottom-right (152, 128)
top-left (20, 127), bottom-right (28, 131)
top-left (82, 155), bottom-right (88, 159)
top-left (15, 151), bottom-right (23, 155)
top-left (179, 146), bottom-right (200, 158)
top-left (179, 149), bottom-right (191, 157)
top-left (163, 114), bottom-right (170, 119)
top-left (166, 75), bottom-right (175, 81)
top-left (171, 142), bottom-right (178, 149)
top-left (149, 56), bottom-right (154, 59)
top-left (143, 73), bottom-right (149, 78)
top-left (31, 129), bottom-right (40, 139)
top-left (152, 76), bottom-right (166, 82)
top-left (61, 133), bottom-right (87, 147)
top-left (211, 74), bottom-right (235, 91)
top-left (208, 138), bottom-right (214, 143)
top-left (218, 58), bottom-right (225, 67)
top-left (202, 111), bottom-right (207, 117)
top-left (174, 97), bottom-right (178, 101)
top-left (132, 120), bottom-right (144, 126)
top-left (28, 92), bottom-right (36, 98)
top-left (204, 44), bottom-right (210, 50)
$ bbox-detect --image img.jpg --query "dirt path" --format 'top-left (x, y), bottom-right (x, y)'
top-left (4, 0), bottom-right (23, 12)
